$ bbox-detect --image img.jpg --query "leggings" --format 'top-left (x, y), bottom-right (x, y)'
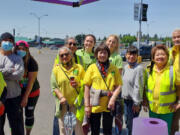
top-left (0, 96), bottom-right (24, 135)
top-left (25, 95), bottom-right (39, 128)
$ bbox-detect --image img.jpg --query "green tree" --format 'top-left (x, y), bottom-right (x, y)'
top-left (75, 34), bottom-right (86, 47)
top-left (121, 35), bottom-right (137, 45)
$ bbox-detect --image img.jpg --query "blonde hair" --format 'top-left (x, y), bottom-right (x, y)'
top-left (106, 34), bottom-right (119, 53)
top-left (173, 29), bottom-right (180, 34)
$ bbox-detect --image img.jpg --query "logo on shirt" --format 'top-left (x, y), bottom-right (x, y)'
top-left (73, 69), bottom-right (78, 75)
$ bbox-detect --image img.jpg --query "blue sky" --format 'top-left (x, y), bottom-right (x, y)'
top-left (0, 0), bottom-right (180, 39)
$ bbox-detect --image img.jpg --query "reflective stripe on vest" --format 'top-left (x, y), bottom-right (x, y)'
top-left (147, 66), bottom-right (174, 96)
top-left (146, 66), bottom-right (176, 113)
top-left (169, 66), bottom-right (173, 91)
top-left (148, 89), bottom-right (176, 95)
top-left (148, 101), bottom-right (176, 106)
top-left (77, 55), bottom-right (84, 66)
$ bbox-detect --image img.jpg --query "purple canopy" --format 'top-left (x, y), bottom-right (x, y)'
top-left (32, 0), bottom-right (99, 7)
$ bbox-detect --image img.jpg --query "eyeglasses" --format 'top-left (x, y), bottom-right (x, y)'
top-left (68, 42), bottom-right (76, 46)
top-left (60, 53), bottom-right (69, 58)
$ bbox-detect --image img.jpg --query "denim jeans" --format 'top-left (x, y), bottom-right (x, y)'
top-left (53, 112), bottom-right (75, 135)
top-left (53, 116), bottom-right (59, 135)
top-left (124, 99), bottom-right (140, 135)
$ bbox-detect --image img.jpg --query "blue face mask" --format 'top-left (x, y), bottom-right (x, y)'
top-left (1, 41), bottom-right (13, 51)
top-left (17, 50), bottom-right (27, 58)
top-left (128, 61), bottom-right (137, 67)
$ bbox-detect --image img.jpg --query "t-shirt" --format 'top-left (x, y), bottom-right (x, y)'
top-left (83, 63), bottom-right (122, 113)
top-left (121, 64), bottom-right (144, 105)
top-left (51, 63), bottom-right (85, 105)
top-left (21, 56), bottom-right (40, 94)
top-left (109, 52), bottom-right (123, 69)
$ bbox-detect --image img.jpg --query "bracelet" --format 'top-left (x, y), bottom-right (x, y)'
top-left (85, 105), bottom-right (90, 107)
top-left (59, 96), bottom-right (64, 100)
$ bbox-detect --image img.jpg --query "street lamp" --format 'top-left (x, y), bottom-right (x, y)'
top-left (30, 13), bottom-right (48, 45)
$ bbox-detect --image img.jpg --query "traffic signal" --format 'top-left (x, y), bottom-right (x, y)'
top-left (142, 4), bottom-right (148, 21)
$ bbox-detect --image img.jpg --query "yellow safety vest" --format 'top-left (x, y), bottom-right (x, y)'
top-left (74, 80), bottom-right (84, 122)
top-left (146, 66), bottom-right (176, 114)
top-left (0, 72), bottom-right (6, 97)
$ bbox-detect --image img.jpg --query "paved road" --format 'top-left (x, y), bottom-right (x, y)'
top-left (3, 48), bottom-right (178, 135)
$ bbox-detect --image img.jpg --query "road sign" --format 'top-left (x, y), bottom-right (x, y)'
top-left (134, 3), bottom-right (140, 21)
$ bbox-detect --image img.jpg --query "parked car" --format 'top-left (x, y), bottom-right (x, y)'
top-left (139, 45), bottom-right (152, 60)
top-left (120, 45), bottom-right (152, 61)
top-left (49, 45), bottom-right (59, 50)
top-left (120, 50), bottom-right (126, 61)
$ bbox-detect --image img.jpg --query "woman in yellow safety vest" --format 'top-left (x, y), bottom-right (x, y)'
top-left (84, 43), bottom-right (122, 135)
top-left (51, 46), bottom-right (85, 135)
top-left (145, 44), bottom-right (179, 135)
top-left (76, 34), bottom-right (96, 70)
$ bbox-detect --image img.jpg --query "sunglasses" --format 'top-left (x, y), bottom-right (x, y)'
top-left (60, 53), bottom-right (69, 58)
top-left (68, 42), bottom-right (76, 46)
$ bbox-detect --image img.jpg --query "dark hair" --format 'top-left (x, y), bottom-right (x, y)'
top-left (85, 34), bottom-right (96, 44)
top-left (94, 42), bottom-right (110, 59)
top-left (14, 45), bottom-right (33, 74)
top-left (0, 32), bottom-right (14, 43)
top-left (149, 44), bottom-right (169, 74)
top-left (151, 44), bottom-right (169, 60)
top-left (126, 45), bottom-right (138, 54)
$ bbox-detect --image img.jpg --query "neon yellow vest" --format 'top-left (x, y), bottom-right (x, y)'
top-left (74, 80), bottom-right (84, 122)
top-left (0, 72), bottom-right (6, 97)
top-left (146, 66), bottom-right (176, 114)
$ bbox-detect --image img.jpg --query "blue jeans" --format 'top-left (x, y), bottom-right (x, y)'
top-left (53, 116), bottom-right (59, 135)
top-left (124, 99), bottom-right (140, 135)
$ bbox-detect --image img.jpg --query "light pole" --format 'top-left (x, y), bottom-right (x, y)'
top-left (137, 0), bottom-right (142, 55)
top-left (30, 13), bottom-right (48, 45)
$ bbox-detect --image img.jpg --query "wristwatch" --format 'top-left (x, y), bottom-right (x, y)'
top-left (178, 100), bottom-right (180, 104)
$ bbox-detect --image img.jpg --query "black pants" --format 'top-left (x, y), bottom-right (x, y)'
top-left (25, 95), bottom-right (39, 128)
top-left (90, 112), bottom-right (113, 135)
top-left (0, 96), bottom-right (24, 135)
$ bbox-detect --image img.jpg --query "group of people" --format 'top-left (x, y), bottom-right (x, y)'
top-left (51, 31), bottom-right (180, 135)
top-left (0, 30), bottom-right (180, 135)
top-left (0, 32), bottom-right (40, 135)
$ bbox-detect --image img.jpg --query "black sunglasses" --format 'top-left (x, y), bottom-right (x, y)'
top-left (60, 53), bottom-right (69, 58)
top-left (68, 42), bottom-right (76, 46)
